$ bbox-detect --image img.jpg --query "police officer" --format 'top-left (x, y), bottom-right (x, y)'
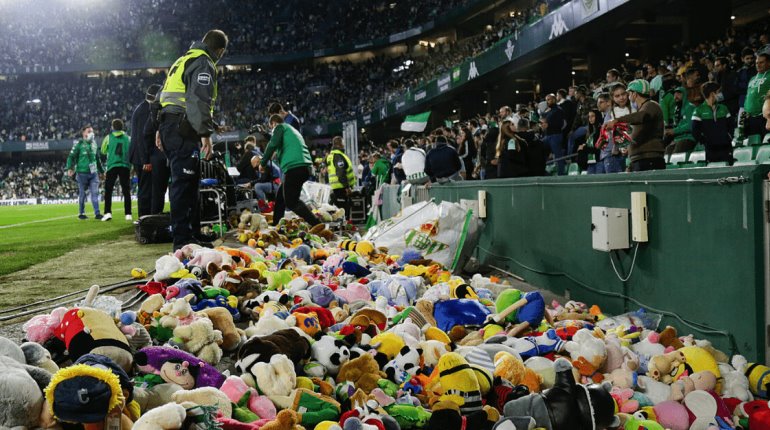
top-left (326, 136), bottom-right (355, 220)
top-left (158, 29), bottom-right (228, 250)
top-left (129, 84), bottom-right (161, 217)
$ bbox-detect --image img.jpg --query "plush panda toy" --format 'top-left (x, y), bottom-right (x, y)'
top-left (384, 346), bottom-right (423, 383)
top-left (309, 335), bottom-right (352, 377)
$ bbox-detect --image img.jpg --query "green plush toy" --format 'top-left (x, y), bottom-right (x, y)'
top-left (624, 412), bottom-right (664, 430)
top-left (202, 287), bottom-right (230, 299)
top-left (377, 379), bottom-right (400, 398)
top-left (495, 289), bottom-right (522, 324)
top-left (265, 270), bottom-right (294, 291)
top-left (231, 391), bottom-right (260, 422)
top-left (290, 388), bottom-right (340, 427)
top-left (384, 404), bottom-right (432, 429)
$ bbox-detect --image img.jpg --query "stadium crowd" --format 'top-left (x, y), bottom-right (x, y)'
top-left (0, 0), bottom-right (559, 144)
top-left (0, 161), bottom-right (78, 200)
top-left (0, 0), bottom-right (522, 69)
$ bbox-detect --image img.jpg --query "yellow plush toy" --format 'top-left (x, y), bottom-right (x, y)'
top-left (436, 352), bottom-right (482, 415)
top-left (370, 332), bottom-right (406, 361)
top-left (494, 351), bottom-right (526, 385)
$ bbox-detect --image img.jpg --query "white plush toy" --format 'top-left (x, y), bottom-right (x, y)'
top-left (719, 355), bottom-right (754, 402)
top-left (132, 402), bottom-right (187, 430)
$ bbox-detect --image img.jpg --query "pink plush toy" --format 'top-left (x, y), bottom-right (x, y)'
top-left (220, 376), bottom-right (276, 420)
top-left (22, 307), bottom-right (67, 343)
top-left (611, 387), bottom-right (639, 414)
top-left (334, 282), bottom-right (372, 303)
top-left (653, 400), bottom-right (690, 430)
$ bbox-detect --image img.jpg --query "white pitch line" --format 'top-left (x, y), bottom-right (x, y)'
top-left (0, 215), bottom-right (75, 229)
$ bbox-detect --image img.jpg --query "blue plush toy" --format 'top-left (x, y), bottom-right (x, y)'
top-left (433, 298), bottom-right (492, 332)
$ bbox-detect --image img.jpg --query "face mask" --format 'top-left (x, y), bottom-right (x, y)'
top-left (630, 101), bottom-right (638, 110)
top-left (86, 132), bottom-right (95, 141)
top-left (716, 92), bottom-right (725, 102)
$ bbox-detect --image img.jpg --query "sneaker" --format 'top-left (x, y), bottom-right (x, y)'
top-left (95, 214), bottom-right (104, 220)
top-left (125, 214), bottom-right (133, 221)
top-left (78, 214), bottom-right (87, 220)
top-left (101, 213), bottom-right (111, 221)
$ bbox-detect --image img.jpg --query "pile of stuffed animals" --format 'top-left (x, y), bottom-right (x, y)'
top-left (4, 212), bottom-right (770, 430)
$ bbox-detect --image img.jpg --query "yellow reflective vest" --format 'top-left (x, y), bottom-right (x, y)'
top-left (159, 48), bottom-right (217, 113)
top-left (326, 149), bottom-right (356, 190)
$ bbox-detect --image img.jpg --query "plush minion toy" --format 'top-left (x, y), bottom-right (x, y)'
top-left (45, 363), bottom-right (133, 429)
top-left (437, 352), bottom-right (483, 415)
top-left (450, 283), bottom-right (479, 300)
top-left (744, 362), bottom-right (770, 398)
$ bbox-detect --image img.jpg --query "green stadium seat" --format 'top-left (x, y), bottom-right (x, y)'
top-left (746, 134), bottom-right (763, 146)
top-left (688, 151), bottom-right (706, 166)
top-left (733, 147), bottom-right (753, 163)
top-left (669, 152), bottom-right (688, 165)
top-left (707, 161), bottom-right (728, 167)
top-left (734, 160), bottom-right (758, 166)
top-left (568, 163), bottom-right (580, 176)
top-left (755, 146), bottom-right (770, 164)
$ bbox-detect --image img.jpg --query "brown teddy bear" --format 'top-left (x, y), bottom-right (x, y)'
top-left (336, 352), bottom-right (386, 394)
top-left (260, 409), bottom-right (303, 430)
top-left (197, 307), bottom-right (243, 352)
top-left (647, 349), bottom-right (686, 384)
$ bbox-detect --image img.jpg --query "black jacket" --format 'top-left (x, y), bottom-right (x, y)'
top-left (480, 127), bottom-right (499, 179)
top-left (129, 101), bottom-right (151, 166)
top-left (497, 135), bottom-right (529, 178)
top-left (425, 142), bottom-right (462, 180)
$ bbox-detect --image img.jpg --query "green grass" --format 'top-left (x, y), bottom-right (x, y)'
top-left (0, 203), bottom-right (138, 276)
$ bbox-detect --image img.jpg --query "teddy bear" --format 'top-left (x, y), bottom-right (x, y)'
top-left (236, 328), bottom-right (312, 368)
top-left (494, 351), bottom-right (543, 393)
top-left (720, 355), bottom-right (753, 402)
top-left (173, 317), bottom-right (224, 365)
top-left (238, 353), bottom-right (297, 401)
top-left (337, 352), bottom-right (387, 394)
top-left (198, 307), bottom-right (243, 351)
top-left (0, 337), bottom-right (55, 430)
top-left (132, 402), bottom-right (188, 430)
top-left (22, 306), bottom-right (68, 344)
top-left (564, 328), bottom-right (607, 383)
top-left (383, 346), bottom-right (423, 384)
top-left (646, 349), bottom-right (686, 384)
top-left (159, 296), bottom-right (199, 330)
top-left (172, 386), bottom-right (233, 418)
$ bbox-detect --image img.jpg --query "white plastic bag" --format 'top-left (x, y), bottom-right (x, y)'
top-left (364, 200), bottom-right (477, 271)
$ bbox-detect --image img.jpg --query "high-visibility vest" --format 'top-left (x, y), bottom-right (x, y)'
top-left (159, 48), bottom-right (217, 112)
top-left (326, 149), bottom-right (356, 190)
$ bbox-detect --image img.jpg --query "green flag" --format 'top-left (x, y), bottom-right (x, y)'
top-left (401, 111), bottom-right (431, 132)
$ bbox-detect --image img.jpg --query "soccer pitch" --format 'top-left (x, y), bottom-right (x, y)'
top-left (0, 203), bottom-right (139, 276)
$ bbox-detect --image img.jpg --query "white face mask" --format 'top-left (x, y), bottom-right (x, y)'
top-left (86, 132), bottom-right (95, 141)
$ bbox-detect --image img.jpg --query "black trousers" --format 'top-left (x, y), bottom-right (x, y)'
top-left (272, 166), bottom-right (321, 226)
top-left (134, 164), bottom-right (152, 217)
top-left (332, 187), bottom-right (351, 221)
top-left (151, 151), bottom-right (171, 214)
top-left (630, 157), bottom-right (666, 172)
top-left (104, 166), bottom-right (131, 215)
top-left (159, 117), bottom-right (201, 250)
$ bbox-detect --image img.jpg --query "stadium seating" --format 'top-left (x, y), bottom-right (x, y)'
top-left (687, 151), bottom-right (707, 167)
top-left (755, 146), bottom-right (770, 164)
top-left (733, 147), bottom-right (754, 165)
top-left (568, 163), bottom-right (580, 176)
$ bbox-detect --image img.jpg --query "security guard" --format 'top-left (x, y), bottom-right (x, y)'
top-left (158, 29), bottom-right (228, 250)
top-left (129, 84), bottom-right (161, 217)
top-left (326, 136), bottom-right (356, 219)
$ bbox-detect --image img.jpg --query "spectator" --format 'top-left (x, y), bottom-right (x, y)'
top-left (478, 122), bottom-right (500, 180)
top-left (496, 118), bottom-right (528, 178)
top-left (567, 86), bottom-right (594, 156)
top-left (66, 125), bottom-right (104, 220)
top-left (606, 79), bottom-right (666, 172)
top-left (424, 135), bottom-right (462, 183)
top-left (387, 140), bottom-right (406, 184)
top-left (401, 138), bottom-right (429, 184)
top-left (456, 127), bottom-right (476, 180)
top-left (596, 90), bottom-right (625, 174)
top-left (736, 48), bottom-right (756, 109)
top-left (542, 93), bottom-right (566, 175)
top-left (692, 81), bottom-right (733, 163)
top-left (101, 118), bottom-right (132, 221)
top-left (577, 109), bottom-right (602, 173)
top-left (744, 52), bottom-right (770, 140)
top-left (667, 69), bottom-right (701, 154)
top-left (369, 152), bottom-right (391, 186)
top-left (713, 56), bottom-right (739, 114)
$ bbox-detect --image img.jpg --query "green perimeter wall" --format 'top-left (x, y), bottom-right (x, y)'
top-left (384, 165), bottom-right (770, 362)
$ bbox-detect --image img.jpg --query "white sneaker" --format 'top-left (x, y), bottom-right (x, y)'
top-left (125, 214), bottom-right (133, 221)
top-left (102, 213), bottom-right (113, 221)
